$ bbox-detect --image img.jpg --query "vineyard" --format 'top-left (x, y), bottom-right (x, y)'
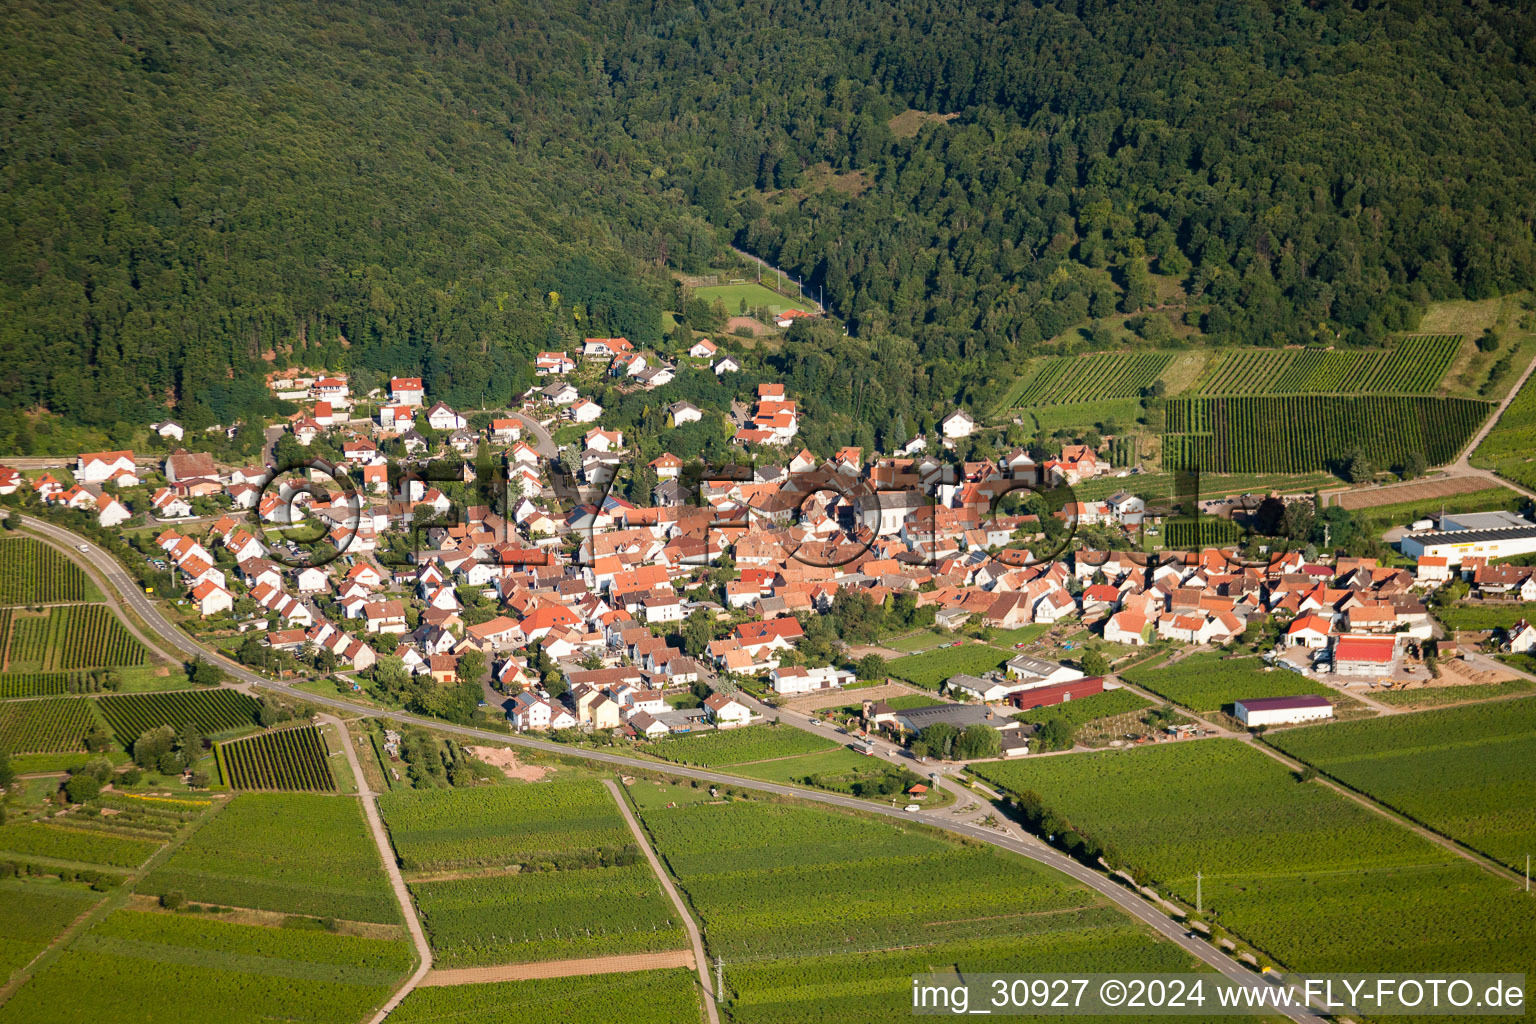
top-left (973, 741), bottom-right (1536, 976)
top-left (141, 793), bottom-right (400, 923)
top-left (1003, 352), bottom-right (1172, 408)
top-left (97, 690), bottom-right (261, 747)
top-left (0, 671), bottom-right (114, 698)
top-left (0, 696), bottom-right (103, 753)
top-left (1162, 395), bottom-right (1489, 473)
top-left (1120, 653), bottom-right (1323, 712)
top-left (390, 971), bottom-right (707, 1024)
top-left (0, 538), bottom-right (97, 605)
top-left (0, 822), bottom-right (162, 868)
top-left (883, 643), bottom-right (1011, 689)
top-left (1268, 697), bottom-right (1536, 873)
top-left (378, 780), bottom-right (633, 872)
top-left (1158, 518), bottom-right (1240, 549)
top-left (0, 909), bottom-right (411, 1024)
top-left (410, 862), bottom-right (686, 967)
top-left (1190, 336), bottom-right (1462, 395)
top-left (1469, 365), bottom-right (1536, 489)
top-left (1010, 688), bottom-right (1151, 729)
top-left (0, 605), bottom-right (147, 673)
top-left (646, 724), bottom-right (837, 767)
top-left (0, 877), bottom-right (107, 978)
top-left (216, 725), bottom-right (336, 791)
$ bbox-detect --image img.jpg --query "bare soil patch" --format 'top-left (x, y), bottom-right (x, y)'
top-left (725, 315), bottom-right (770, 336)
top-left (465, 745), bottom-right (548, 782)
top-left (889, 109), bottom-right (959, 138)
top-left (1335, 475), bottom-right (1503, 511)
top-left (419, 949), bottom-right (695, 986)
top-left (782, 681), bottom-right (936, 713)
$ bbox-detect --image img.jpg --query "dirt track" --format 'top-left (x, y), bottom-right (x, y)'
top-left (1334, 474), bottom-right (1501, 510)
top-left (418, 949), bottom-right (696, 986)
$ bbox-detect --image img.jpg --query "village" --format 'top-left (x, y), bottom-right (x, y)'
top-left (5, 340), bottom-right (1536, 766)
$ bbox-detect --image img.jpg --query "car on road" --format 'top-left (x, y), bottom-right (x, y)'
top-left (1014, 642), bottom-right (1030, 649)
top-left (78, 543), bottom-right (90, 552)
top-left (903, 804), bottom-right (921, 812)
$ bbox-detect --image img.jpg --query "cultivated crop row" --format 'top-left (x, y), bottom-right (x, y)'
top-left (379, 780), bottom-right (633, 872)
top-left (0, 606), bottom-right (148, 673)
top-left (1191, 336), bottom-right (1461, 396)
top-left (1120, 653), bottom-right (1322, 712)
top-left (0, 696), bottom-right (102, 753)
top-left (96, 690), bottom-right (262, 747)
top-left (217, 725), bottom-right (335, 791)
top-left (647, 724), bottom-right (836, 767)
top-left (389, 971), bottom-right (705, 1024)
top-left (0, 538), bottom-right (95, 605)
top-left (1162, 395), bottom-right (1488, 472)
top-left (1158, 518), bottom-right (1240, 549)
top-left (0, 671), bottom-right (112, 698)
top-left (1009, 353), bottom-right (1172, 407)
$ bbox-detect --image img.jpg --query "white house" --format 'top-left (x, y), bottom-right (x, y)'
top-left (1103, 610), bottom-right (1152, 646)
top-left (769, 665), bottom-right (856, 695)
top-left (669, 401), bottom-right (702, 426)
top-left (704, 693), bottom-right (752, 728)
top-left (510, 692), bottom-right (557, 731)
top-left (570, 398), bottom-right (603, 423)
top-left (940, 410), bottom-right (975, 439)
top-left (688, 339), bottom-right (718, 359)
top-left (97, 495), bottom-right (132, 528)
top-left (713, 356), bottom-right (741, 375)
top-left (535, 351), bottom-right (575, 376)
top-left (76, 450), bottom-right (137, 484)
top-left (190, 580), bottom-right (234, 617)
top-left (389, 377), bottom-right (425, 406)
top-left (151, 421), bottom-right (184, 441)
top-left (425, 402), bottom-right (467, 431)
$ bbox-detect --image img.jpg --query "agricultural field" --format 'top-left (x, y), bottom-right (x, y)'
top-left (0, 877), bottom-right (107, 979)
top-left (0, 696), bottom-right (103, 753)
top-left (1015, 397), bottom-right (1143, 435)
top-left (1344, 486), bottom-right (1518, 535)
top-left (1433, 601), bottom-right (1536, 632)
top-left (1011, 687), bottom-right (1151, 729)
top-left (1469, 363), bottom-right (1536, 489)
top-left (974, 741), bottom-right (1536, 976)
top-left (97, 690), bottom-right (262, 746)
top-left (379, 779), bottom-right (632, 873)
top-left (1162, 395), bottom-right (1489, 474)
top-left (631, 789), bottom-right (1204, 1021)
top-left (410, 861), bottom-right (686, 967)
top-left (0, 670), bottom-right (119, 699)
top-left (692, 281), bottom-right (804, 317)
top-left (390, 969), bottom-right (706, 1024)
top-left (1002, 352), bottom-right (1172, 409)
top-left (0, 822), bottom-right (161, 869)
top-left (216, 725), bottom-right (336, 791)
top-left (141, 794), bottom-right (399, 923)
top-left (0, 537), bottom-right (99, 604)
top-left (1158, 518), bottom-right (1241, 549)
top-left (1376, 678), bottom-right (1536, 707)
top-left (0, 910), bottom-right (410, 1024)
top-left (1120, 654), bottom-right (1324, 713)
top-left (1268, 698), bottom-right (1536, 872)
top-left (645, 724), bottom-right (837, 767)
top-left (1189, 336), bottom-right (1462, 396)
top-left (0, 605), bottom-right (147, 673)
top-left (883, 693), bottom-right (946, 710)
top-left (884, 642), bottom-right (1011, 689)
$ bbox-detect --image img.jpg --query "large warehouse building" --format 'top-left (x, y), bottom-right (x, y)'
top-left (1399, 511), bottom-right (1536, 566)
top-left (1233, 695), bottom-right (1334, 727)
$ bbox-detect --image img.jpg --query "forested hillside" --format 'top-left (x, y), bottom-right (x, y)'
top-left (2, 0), bottom-right (1533, 439)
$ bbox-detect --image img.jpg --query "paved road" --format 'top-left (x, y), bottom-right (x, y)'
top-left (14, 510), bottom-right (1319, 1021)
top-left (506, 412), bottom-right (555, 457)
top-left (605, 779), bottom-right (720, 1024)
top-left (322, 714), bottom-right (434, 1024)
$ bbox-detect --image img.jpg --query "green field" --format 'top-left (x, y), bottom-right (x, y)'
top-left (1434, 601), bottom-right (1536, 632)
top-left (1346, 486), bottom-right (1519, 531)
top-left (0, 606), bottom-right (147, 673)
top-left (0, 537), bottom-right (99, 605)
top-left (1001, 352), bottom-right (1172, 408)
top-left (216, 725), bottom-right (336, 791)
top-left (974, 741), bottom-right (1536, 976)
top-left (1015, 397), bottom-right (1143, 434)
top-left (630, 789), bottom-right (1203, 1022)
top-left (141, 794), bottom-right (399, 923)
top-left (1470, 359), bottom-right (1536, 489)
top-left (390, 969), bottom-right (706, 1024)
top-left (1375, 678), bottom-right (1536, 707)
top-left (0, 877), bottom-right (106, 978)
top-left (884, 642), bottom-right (1011, 689)
top-left (379, 779), bottom-right (632, 872)
top-left (97, 690), bottom-right (262, 747)
top-left (0, 822), bottom-right (161, 869)
top-left (1163, 395), bottom-right (1490, 473)
top-left (1189, 336), bottom-right (1462, 396)
top-left (0, 696), bottom-right (104, 753)
top-left (883, 694), bottom-right (946, 710)
top-left (0, 910), bottom-right (410, 1024)
top-left (410, 861), bottom-right (686, 967)
top-left (1159, 518), bottom-right (1241, 549)
top-left (646, 723), bottom-right (837, 767)
top-left (1121, 653), bottom-right (1325, 713)
top-left (1268, 698), bottom-right (1536, 872)
top-left (692, 281), bottom-right (807, 317)
top-left (1011, 688), bottom-right (1151, 729)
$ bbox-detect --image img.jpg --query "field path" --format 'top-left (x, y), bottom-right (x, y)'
top-left (326, 714), bottom-right (434, 1024)
top-left (419, 949), bottom-right (696, 986)
top-left (604, 778), bottom-right (721, 1024)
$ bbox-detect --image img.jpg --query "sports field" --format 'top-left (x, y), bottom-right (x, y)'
top-left (692, 282), bottom-right (808, 317)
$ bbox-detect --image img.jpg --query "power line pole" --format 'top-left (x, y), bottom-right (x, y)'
top-left (715, 956), bottom-right (723, 997)
top-left (1196, 870), bottom-right (1202, 915)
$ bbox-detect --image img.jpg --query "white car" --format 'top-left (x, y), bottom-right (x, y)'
top-left (904, 804), bottom-right (921, 813)
top-left (78, 543), bottom-right (90, 552)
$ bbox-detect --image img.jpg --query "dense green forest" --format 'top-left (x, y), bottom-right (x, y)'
top-left (1, 0), bottom-right (1533, 444)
